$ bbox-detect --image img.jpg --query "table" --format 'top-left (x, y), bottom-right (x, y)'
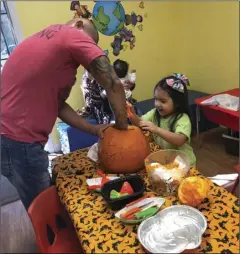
top-left (195, 88), bottom-right (239, 146)
top-left (53, 134), bottom-right (239, 254)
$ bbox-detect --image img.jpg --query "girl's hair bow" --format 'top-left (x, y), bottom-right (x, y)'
top-left (166, 73), bottom-right (190, 93)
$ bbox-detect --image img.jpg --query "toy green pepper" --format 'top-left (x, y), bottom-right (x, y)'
top-left (110, 190), bottom-right (129, 199)
top-left (134, 206), bottom-right (159, 220)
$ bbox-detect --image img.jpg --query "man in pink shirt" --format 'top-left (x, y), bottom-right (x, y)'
top-left (1, 18), bottom-right (128, 209)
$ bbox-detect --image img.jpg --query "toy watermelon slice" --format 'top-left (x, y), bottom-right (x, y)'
top-left (120, 181), bottom-right (134, 195)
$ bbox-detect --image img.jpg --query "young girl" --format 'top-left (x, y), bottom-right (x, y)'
top-left (128, 73), bottom-right (196, 167)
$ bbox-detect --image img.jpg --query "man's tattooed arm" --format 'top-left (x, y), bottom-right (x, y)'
top-left (88, 56), bottom-right (128, 130)
top-left (88, 56), bottom-right (118, 89)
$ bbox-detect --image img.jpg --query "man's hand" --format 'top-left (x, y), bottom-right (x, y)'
top-left (58, 103), bottom-right (108, 136)
top-left (88, 56), bottom-right (128, 130)
top-left (95, 124), bottom-right (112, 138)
top-left (139, 121), bottom-right (159, 133)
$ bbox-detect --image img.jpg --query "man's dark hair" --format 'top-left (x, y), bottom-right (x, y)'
top-left (113, 59), bottom-right (129, 78)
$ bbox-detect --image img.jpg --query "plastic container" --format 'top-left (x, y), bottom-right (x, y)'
top-left (145, 149), bottom-right (190, 196)
top-left (101, 175), bottom-right (145, 210)
top-left (222, 133), bottom-right (239, 156)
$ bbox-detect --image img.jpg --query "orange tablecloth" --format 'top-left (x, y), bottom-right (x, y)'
top-left (53, 139), bottom-right (239, 253)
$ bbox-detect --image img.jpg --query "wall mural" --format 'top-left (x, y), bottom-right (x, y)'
top-left (70, 1), bottom-right (146, 56)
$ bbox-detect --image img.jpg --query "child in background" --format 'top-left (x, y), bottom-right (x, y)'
top-left (79, 59), bottom-right (137, 124)
top-left (114, 59), bottom-right (137, 104)
top-left (127, 73), bottom-right (196, 167)
top-left (101, 59), bottom-right (137, 104)
top-left (79, 69), bottom-right (112, 124)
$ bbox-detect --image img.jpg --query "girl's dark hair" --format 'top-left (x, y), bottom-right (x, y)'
top-left (154, 75), bottom-right (190, 132)
top-left (113, 59), bottom-right (129, 78)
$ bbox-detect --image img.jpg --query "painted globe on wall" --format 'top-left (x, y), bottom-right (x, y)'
top-left (92, 1), bottom-right (125, 36)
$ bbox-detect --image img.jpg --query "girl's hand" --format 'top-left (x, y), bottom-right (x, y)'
top-left (139, 121), bottom-right (159, 133)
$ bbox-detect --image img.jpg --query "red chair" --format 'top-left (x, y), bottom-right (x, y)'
top-left (230, 165), bottom-right (240, 195)
top-left (28, 186), bottom-right (83, 253)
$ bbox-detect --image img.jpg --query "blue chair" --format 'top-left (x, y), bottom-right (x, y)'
top-left (57, 119), bottom-right (99, 153)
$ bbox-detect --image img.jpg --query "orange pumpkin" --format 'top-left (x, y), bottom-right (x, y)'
top-left (178, 176), bottom-right (209, 207)
top-left (98, 126), bottom-right (150, 174)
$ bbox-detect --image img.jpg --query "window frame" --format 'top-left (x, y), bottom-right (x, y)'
top-left (4, 1), bottom-right (23, 43)
top-left (1, 1), bottom-right (19, 68)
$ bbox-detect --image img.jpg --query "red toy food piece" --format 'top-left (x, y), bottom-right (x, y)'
top-left (97, 169), bottom-right (111, 185)
top-left (101, 177), bottom-right (110, 185)
top-left (120, 181), bottom-right (134, 195)
top-left (88, 185), bottom-right (101, 190)
top-left (126, 104), bottom-right (134, 118)
top-left (125, 214), bottom-right (136, 220)
top-left (120, 207), bottom-right (141, 219)
top-left (126, 196), bottom-right (146, 207)
top-left (126, 194), bottom-right (154, 207)
top-left (96, 169), bottom-right (106, 178)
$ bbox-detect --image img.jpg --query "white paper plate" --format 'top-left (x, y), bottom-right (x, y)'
top-left (115, 197), bottom-right (165, 224)
top-left (86, 176), bottom-right (120, 192)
